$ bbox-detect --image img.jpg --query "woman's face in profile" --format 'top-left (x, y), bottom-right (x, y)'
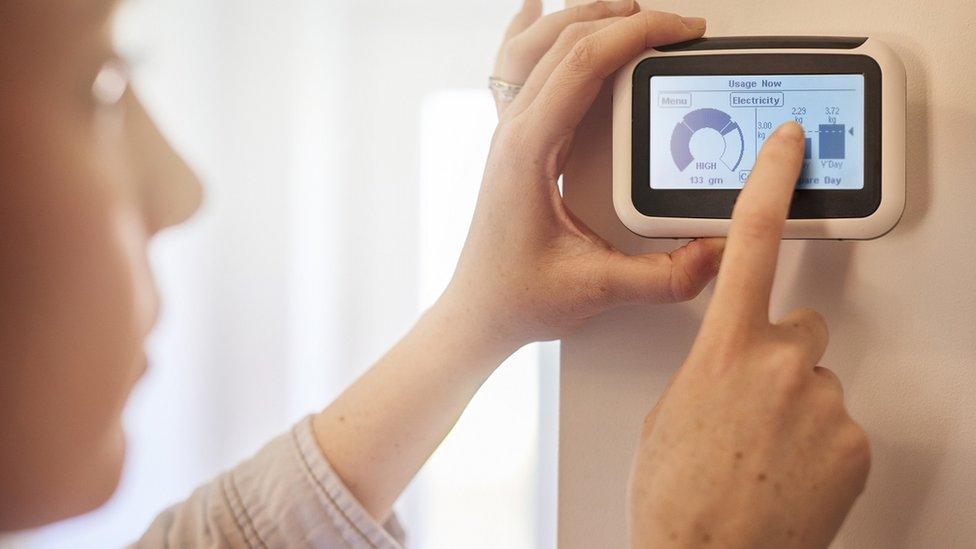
top-left (0, 0), bottom-right (202, 529)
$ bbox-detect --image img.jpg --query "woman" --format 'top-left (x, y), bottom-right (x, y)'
top-left (0, 1), bottom-right (870, 547)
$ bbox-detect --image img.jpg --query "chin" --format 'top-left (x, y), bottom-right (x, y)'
top-left (52, 423), bottom-right (128, 527)
top-left (0, 426), bottom-right (127, 532)
top-left (83, 423), bottom-right (128, 513)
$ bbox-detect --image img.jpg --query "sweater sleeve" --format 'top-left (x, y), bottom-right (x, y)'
top-left (133, 416), bottom-right (406, 548)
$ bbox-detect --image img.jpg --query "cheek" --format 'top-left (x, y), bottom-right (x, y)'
top-left (59, 202), bottom-right (156, 428)
top-left (0, 126), bottom-right (156, 525)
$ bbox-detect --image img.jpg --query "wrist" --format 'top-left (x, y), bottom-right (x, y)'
top-left (428, 285), bottom-right (525, 370)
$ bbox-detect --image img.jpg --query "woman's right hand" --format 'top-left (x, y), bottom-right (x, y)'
top-left (628, 122), bottom-right (872, 548)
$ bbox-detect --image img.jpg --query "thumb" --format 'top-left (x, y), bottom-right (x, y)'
top-left (604, 238), bottom-right (726, 304)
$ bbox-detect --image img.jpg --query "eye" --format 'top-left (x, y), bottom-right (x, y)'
top-left (91, 57), bottom-right (131, 108)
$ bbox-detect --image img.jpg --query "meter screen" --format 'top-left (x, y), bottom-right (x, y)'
top-left (648, 74), bottom-right (865, 190)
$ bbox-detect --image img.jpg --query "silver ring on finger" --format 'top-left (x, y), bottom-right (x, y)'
top-left (489, 76), bottom-right (523, 102)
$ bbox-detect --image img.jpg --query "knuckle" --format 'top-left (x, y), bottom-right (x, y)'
top-left (783, 308), bottom-right (830, 340)
top-left (574, 2), bottom-right (611, 20)
top-left (560, 5), bottom-right (588, 26)
top-left (799, 307), bottom-right (828, 330)
top-left (813, 366), bottom-right (843, 390)
top-left (640, 10), bottom-right (682, 34)
top-left (811, 376), bottom-right (846, 412)
top-left (566, 36), bottom-right (600, 76)
top-left (559, 21), bottom-right (592, 46)
top-left (840, 423), bottom-right (873, 478)
top-left (569, 4), bottom-right (587, 18)
top-left (651, 10), bottom-right (682, 26)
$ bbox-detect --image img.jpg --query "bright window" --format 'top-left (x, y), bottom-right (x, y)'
top-left (406, 89), bottom-right (557, 548)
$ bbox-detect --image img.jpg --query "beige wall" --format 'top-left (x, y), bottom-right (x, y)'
top-left (559, 1), bottom-right (976, 547)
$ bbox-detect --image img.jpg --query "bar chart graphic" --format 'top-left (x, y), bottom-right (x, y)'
top-left (818, 124), bottom-right (846, 159)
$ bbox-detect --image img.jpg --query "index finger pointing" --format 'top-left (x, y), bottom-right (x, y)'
top-left (520, 11), bottom-right (706, 146)
top-left (706, 121), bottom-right (807, 325)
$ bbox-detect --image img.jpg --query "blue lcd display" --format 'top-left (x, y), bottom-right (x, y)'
top-left (649, 74), bottom-right (865, 190)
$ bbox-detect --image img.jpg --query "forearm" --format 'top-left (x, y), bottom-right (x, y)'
top-left (310, 7), bottom-right (718, 528)
top-left (311, 290), bottom-right (518, 522)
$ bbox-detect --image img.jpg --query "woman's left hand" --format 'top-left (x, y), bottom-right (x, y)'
top-left (492, 0), bottom-right (639, 116)
top-left (312, 5), bottom-right (722, 524)
top-left (442, 7), bottom-right (724, 350)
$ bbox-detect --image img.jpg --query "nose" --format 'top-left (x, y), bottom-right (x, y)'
top-left (126, 94), bottom-right (204, 234)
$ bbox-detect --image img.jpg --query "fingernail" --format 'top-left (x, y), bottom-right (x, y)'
top-left (680, 16), bottom-right (706, 32)
top-left (608, 0), bottom-right (638, 16)
top-left (774, 121), bottom-right (805, 142)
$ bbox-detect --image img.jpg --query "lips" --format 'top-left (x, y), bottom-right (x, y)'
top-left (137, 288), bottom-right (159, 382)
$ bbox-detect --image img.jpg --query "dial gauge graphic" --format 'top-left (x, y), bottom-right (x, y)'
top-left (669, 108), bottom-right (745, 172)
